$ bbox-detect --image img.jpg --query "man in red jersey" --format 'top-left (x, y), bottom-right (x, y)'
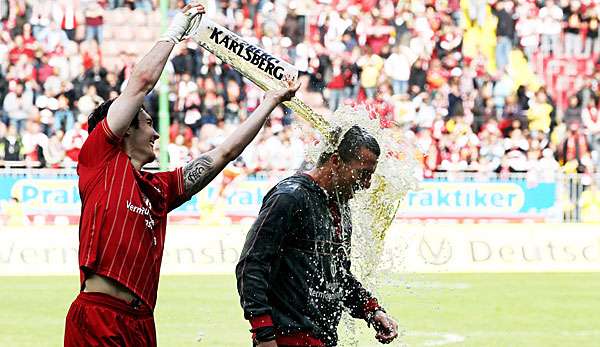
top-left (64, 2), bottom-right (300, 346)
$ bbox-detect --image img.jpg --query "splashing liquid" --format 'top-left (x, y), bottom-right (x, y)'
top-left (198, 30), bottom-right (419, 344)
top-left (305, 105), bottom-right (420, 347)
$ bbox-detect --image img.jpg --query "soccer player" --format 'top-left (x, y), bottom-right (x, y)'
top-left (236, 126), bottom-right (399, 347)
top-left (64, 2), bottom-right (300, 345)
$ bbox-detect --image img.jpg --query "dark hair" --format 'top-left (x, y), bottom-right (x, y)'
top-left (87, 98), bottom-right (142, 134)
top-left (317, 125), bottom-right (380, 166)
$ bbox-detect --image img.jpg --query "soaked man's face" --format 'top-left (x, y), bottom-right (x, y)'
top-left (335, 147), bottom-right (378, 200)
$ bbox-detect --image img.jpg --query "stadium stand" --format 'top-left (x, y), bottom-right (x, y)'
top-left (0, 0), bottom-right (599, 182)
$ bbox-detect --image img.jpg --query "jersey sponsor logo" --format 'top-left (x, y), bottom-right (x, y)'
top-left (126, 200), bottom-right (149, 216)
top-left (126, 199), bottom-right (156, 230)
top-left (308, 287), bottom-right (343, 301)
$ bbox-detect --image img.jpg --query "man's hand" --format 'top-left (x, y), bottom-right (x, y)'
top-left (264, 80), bottom-right (301, 104)
top-left (371, 310), bottom-right (398, 344)
top-left (256, 341), bottom-right (277, 347)
top-left (159, 2), bottom-right (206, 44)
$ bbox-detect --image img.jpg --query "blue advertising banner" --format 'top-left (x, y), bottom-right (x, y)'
top-left (0, 172), bottom-right (283, 224)
top-left (0, 173), bottom-right (558, 224)
top-left (399, 180), bottom-right (558, 220)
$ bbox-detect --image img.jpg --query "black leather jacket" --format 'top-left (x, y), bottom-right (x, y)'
top-left (236, 174), bottom-right (380, 346)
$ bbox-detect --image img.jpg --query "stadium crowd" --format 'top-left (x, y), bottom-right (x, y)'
top-left (1, 0), bottom-right (600, 180)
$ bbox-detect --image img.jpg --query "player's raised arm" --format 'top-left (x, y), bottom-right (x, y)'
top-left (106, 2), bottom-right (205, 137)
top-left (182, 82), bottom-right (300, 198)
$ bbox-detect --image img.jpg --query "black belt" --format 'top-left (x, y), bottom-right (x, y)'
top-left (285, 238), bottom-right (347, 255)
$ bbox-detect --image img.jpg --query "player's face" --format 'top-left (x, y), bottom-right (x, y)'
top-left (336, 147), bottom-right (378, 200)
top-left (130, 110), bottom-right (159, 165)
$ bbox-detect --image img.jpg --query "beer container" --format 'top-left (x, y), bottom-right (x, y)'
top-left (191, 18), bottom-right (337, 143)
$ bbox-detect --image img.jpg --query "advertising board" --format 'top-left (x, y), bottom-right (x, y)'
top-left (2, 224), bottom-right (598, 275)
top-left (0, 174), bottom-right (558, 223)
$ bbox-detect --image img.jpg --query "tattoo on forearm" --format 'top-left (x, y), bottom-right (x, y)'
top-left (183, 155), bottom-right (218, 196)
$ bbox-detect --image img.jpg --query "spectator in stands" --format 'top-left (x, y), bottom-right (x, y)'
top-left (83, 56), bottom-right (110, 99)
top-left (357, 46), bottom-right (384, 100)
top-left (384, 44), bottom-right (415, 96)
top-left (326, 57), bottom-right (349, 112)
top-left (43, 65), bottom-right (63, 97)
top-left (0, 124), bottom-right (23, 162)
top-left (447, 77), bottom-right (463, 118)
top-left (168, 134), bottom-right (191, 169)
top-left (516, 8), bottom-right (540, 65)
top-left (438, 25), bottom-right (462, 58)
top-left (492, 71), bottom-right (513, 115)
top-left (171, 44), bottom-right (194, 78)
top-left (77, 85), bottom-right (104, 119)
top-left (415, 92), bottom-right (436, 129)
top-left (493, 1), bottom-right (516, 72)
top-left (536, 148), bottom-right (561, 182)
top-left (582, 99), bottom-right (600, 166)
top-left (584, 6), bottom-right (600, 57)
top-left (3, 80), bottom-right (33, 132)
top-left (21, 120), bottom-right (49, 167)
top-left (36, 54), bottom-right (55, 87)
top-left (84, 1), bottom-right (104, 44)
top-left (104, 72), bottom-right (120, 98)
top-left (563, 95), bottom-right (583, 127)
top-left (8, 35), bottom-right (30, 65)
top-left (480, 130), bottom-right (504, 170)
top-left (575, 78), bottom-right (598, 110)
top-left (59, 0), bottom-right (79, 41)
top-left (580, 182), bottom-right (600, 222)
top-left (117, 51), bottom-right (135, 87)
top-left (281, 8), bottom-right (304, 47)
top-left (36, 20), bottom-right (69, 53)
top-left (61, 120), bottom-right (87, 163)
top-left (501, 94), bottom-right (526, 125)
top-left (564, 1), bottom-right (583, 58)
top-left (46, 129), bottom-right (66, 168)
top-left (408, 58), bottom-right (427, 95)
top-left (539, 0), bottom-right (563, 57)
top-left (527, 90), bottom-right (553, 135)
top-left (177, 72), bottom-right (197, 102)
top-left (559, 122), bottom-right (591, 173)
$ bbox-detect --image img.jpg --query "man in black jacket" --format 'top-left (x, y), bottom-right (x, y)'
top-left (236, 126), bottom-right (398, 347)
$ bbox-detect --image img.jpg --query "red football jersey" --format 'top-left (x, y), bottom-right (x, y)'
top-left (77, 118), bottom-right (189, 309)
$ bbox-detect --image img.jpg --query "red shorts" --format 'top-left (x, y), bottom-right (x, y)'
top-left (64, 292), bottom-right (156, 347)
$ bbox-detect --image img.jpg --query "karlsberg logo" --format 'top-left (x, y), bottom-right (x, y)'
top-left (404, 182), bottom-right (525, 213)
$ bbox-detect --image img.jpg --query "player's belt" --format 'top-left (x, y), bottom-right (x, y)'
top-left (284, 238), bottom-right (347, 255)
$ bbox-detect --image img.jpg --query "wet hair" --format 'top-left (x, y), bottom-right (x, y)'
top-left (87, 98), bottom-right (142, 134)
top-left (318, 125), bottom-right (380, 166)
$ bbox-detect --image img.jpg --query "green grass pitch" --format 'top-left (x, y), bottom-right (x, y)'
top-left (2, 273), bottom-right (599, 346)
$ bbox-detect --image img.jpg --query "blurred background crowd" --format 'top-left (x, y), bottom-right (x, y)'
top-left (1, 0), bottom-right (600, 180)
